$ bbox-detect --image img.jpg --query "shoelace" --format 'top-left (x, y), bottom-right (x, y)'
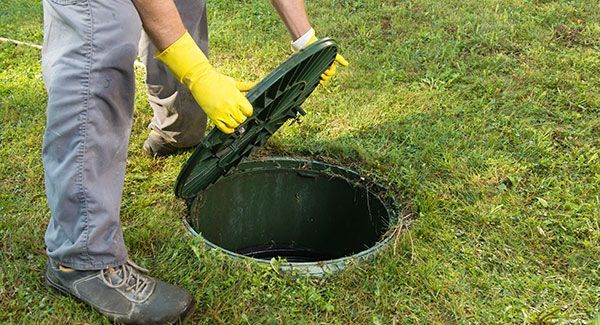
top-left (101, 260), bottom-right (150, 296)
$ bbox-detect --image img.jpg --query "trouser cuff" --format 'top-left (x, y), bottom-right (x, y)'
top-left (49, 255), bottom-right (129, 271)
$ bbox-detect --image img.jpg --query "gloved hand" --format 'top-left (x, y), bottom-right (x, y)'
top-left (156, 32), bottom-right (253, 134)
top-left (292, 28), bottom-right (349, 85)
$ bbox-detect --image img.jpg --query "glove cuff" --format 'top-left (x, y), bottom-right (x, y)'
top-left (155, 31), bottom-right (211, 85)
top-left (291, 28), bottom-right (315, 51)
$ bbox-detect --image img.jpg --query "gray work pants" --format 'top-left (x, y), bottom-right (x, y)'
top-left (42, 0), bottom-right (207, 270)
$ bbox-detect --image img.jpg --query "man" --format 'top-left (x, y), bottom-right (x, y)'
top-left (41, 0), bottom-right (347, 323)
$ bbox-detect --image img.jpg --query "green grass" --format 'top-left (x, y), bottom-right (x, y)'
top-left (1, 0), bottom-right (599, 323)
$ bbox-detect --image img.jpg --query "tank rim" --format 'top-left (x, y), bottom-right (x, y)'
top-left (183, 157), bottom-right (398, 277)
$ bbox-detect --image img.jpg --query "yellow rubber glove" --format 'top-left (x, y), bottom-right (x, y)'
top-left (156, 32), bottom-right (253, 134)
top-left (292, 29), bottom-right (349, 86)
top-left (307, 36), bottom-right (349, 85)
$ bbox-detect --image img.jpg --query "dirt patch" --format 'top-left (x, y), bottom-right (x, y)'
top-left (381, 16), bottom-right (392, 35)
top-left (553, 22), bottom-right (587, 47)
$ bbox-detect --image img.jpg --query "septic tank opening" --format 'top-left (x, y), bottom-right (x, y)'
top-left (185, 158), bottom-right (395, 275)
top-left (176, 39), bottom-right (397, 276)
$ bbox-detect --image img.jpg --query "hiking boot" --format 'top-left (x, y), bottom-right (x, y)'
top-left (143, 130), bottom-right (180, 157)
top-left (45, 259), bottom-right (194, 324)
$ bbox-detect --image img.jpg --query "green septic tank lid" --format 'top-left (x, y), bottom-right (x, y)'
top-left (175, 38), bottom-right (339, 199)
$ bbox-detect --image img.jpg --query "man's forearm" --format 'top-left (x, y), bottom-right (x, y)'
top-left (132, 0), bottom-right (186, 51)
top-left (270, 0), bottom-right (312, 40)
top-left (134, 0), bottom-right (311, 50)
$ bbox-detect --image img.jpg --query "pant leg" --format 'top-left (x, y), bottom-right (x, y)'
top-left (138, 0), bottom-right (208, 148)
top-left (42, 0), bottom-right (142, 270)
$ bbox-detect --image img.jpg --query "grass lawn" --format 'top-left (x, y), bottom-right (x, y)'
top-left (1, 0), bottom-right (599, 323)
